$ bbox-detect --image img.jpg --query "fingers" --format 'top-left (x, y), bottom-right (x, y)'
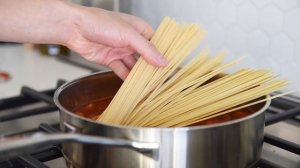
top-left (114, 12), bottom-right (154, 39)
top-left (125, 31), bottom-right (168, 67)
top-left (108, 60), bottom-right (130, 80)
top-left (122, 55), bottom-right (137, 69)
top-left (113, 13), bottom-right (168, 67)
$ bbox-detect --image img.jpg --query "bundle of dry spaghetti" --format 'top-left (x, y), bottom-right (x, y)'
top-left (97, 17), bottom-right (291, 127)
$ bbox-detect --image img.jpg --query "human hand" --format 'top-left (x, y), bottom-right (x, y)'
top-left (65, 6), bottom-right (168, 80)
top-left (0, 0), bottom-right (166, 80)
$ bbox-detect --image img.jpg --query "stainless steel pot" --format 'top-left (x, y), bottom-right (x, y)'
top-left (55, 71), bottom-right (269, 168)
top-left (0, 71), bottom-right (270, 168)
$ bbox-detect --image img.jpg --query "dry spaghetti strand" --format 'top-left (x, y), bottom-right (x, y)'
top-left (97, 17), bottom-right (293, 127)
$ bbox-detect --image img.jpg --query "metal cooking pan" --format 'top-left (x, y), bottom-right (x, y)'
top-left (0, 71), bottom-right (270, 168)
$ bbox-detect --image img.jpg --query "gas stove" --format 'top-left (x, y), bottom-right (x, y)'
top-left (0, 81), bottom-right (299, 168)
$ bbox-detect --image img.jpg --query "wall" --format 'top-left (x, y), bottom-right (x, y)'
top-left (120, 0), bottom-right (300, 94)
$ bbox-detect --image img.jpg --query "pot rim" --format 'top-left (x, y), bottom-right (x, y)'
top-left (54, 71), bottom-right (270, 131)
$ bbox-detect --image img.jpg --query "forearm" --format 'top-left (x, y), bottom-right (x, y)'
top-left (0, 0), bottom-right (79, 45)
top-left (0, 0), bottom-right (166, 79)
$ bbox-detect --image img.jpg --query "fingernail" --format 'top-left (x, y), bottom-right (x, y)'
top-left (157, 55), bottom-right (168, 66)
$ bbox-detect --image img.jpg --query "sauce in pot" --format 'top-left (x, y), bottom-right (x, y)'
top-left (73, 97), bottom-right (263, 126)
top-left (73, 96), bottom-right (113, 120)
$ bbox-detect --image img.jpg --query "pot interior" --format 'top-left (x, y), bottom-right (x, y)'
top-left (56, 71), bottom-right (266, 127)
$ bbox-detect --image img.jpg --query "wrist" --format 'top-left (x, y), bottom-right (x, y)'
top-left (0, 0), bottom-right (84, 45)
top-left (52, 0), bottom-right (83, 46)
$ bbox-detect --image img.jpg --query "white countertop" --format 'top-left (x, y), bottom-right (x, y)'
top-left (0, 44), bottom-right (91, 98)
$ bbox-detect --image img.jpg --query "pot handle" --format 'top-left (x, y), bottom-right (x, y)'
top-left (0, 133), bottom-right (159, 161)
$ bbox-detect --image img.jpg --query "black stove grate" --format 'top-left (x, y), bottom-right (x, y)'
top-left (0, 81), bottom-right (299, 168)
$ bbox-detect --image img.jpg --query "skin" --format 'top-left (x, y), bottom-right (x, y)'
top-left (0, 0), bottom-right (168, 80)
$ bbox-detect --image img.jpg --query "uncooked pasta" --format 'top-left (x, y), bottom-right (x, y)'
top-left (97, 17), bottom-right (290, 127)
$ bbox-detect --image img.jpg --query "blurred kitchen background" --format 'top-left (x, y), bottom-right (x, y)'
top-left (1, 0), bottom-right (300, 98)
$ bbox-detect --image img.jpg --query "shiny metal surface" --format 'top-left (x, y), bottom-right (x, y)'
top-left (0, 133), bottom-right (158, 161)
top-left (54, 71), bottom-right (270, 168)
